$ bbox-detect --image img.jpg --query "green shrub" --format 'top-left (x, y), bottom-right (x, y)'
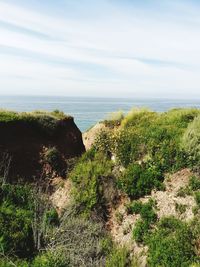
top-left (115, 127), bottom-right (146, 167)
top-left (106, 247), bottom-right (135, 267)
top-left (131, 200), bottom-right (157, 243)
top-left (70, 153), bottom-right (113, 215)
top-left (119, 163), bottom-right (163, 199)
top-left (140, 201), bottom-right (157, 224)
top-left (94, 129), bottom-right (115, 157)
top-left (103, 110), bottom-right (124, 128)
top-left (0, 110), bottom-right (19, 122)
top-left (115, 108), bottom-right (199, 170)
top-left (0, 182), bottom-right (33, 209)
top-left (126, 201), bottom-right (143, 214)
top-left (127, 199), bottom-right (157, 223)
top-left (44, 208), bottom-right (59, 226)
top-left (0, 203), bottom-right (34, 258)
top-left (51, 109), bottom-right (66, 119)
top-left (100, 236), bottom-right (113, 255)
top-left (121, 108), bottom-right (157, 128)
top-left (195, 192), bottom-right (200, 207)
top-left (147, 217), bottom-right (197, 267)
top-left (189, 175), bottom-right (200, 191)
top-left (32, 250), bottom-right (69, 267)
top-left (0, 179), bottom-right (35, 258)
top-left (0, 258), bottom-right (29, 267)
top-left (182, 115), bottom-right (200, 165)
top-left (133, 219), bottom-right (150, 243)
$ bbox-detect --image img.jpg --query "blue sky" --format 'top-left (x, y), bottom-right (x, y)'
top-left (0, 0), bottom-right (200, 98)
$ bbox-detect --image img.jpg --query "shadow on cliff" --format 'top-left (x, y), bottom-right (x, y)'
top-left (0, 116), bottom-right (85, 182)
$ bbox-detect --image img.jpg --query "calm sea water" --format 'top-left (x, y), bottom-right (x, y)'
top-left (0, 95), bottom-right (200, 132)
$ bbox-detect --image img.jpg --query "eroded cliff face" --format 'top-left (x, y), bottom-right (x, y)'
top-left (0, 117), bottom-right (85, 181)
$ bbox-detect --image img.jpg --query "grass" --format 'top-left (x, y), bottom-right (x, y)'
top-left (0, 109), bottom-right (71, 123)
top-left (94, 108), bottom-right (200, 200)
top-left (103, 110), bottom-right (124, 128)
top-left (2, 107), bottom-right (200, 266)
top-left (0, 109), bottom-right (73, 137)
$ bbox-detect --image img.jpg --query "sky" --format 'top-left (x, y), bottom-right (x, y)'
top-left (0, 0), bottom-right (200, 98)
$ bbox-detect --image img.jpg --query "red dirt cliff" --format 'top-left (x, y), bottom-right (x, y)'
top-left (0, 116), bottom-right (85, 181)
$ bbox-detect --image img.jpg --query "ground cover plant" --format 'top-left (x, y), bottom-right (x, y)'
top-left (146, 216), bottom-right (200, 267)
top-left (0, 109), bottom-right (71, 137)
top-left (2, 107), bottom-right (200, 266)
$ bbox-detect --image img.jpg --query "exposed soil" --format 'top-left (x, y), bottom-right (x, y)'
top-left (0, 118), bottom-right (85, 181)
top-left (106, 168), bottom-right (196, 267)
top-left (83, 122), bottom-right (106, 150)
top-left (50, 177), bottom-right (72, 215)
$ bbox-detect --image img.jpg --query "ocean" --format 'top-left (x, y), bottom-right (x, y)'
top-left (0, 95), bottom-right (200, 132)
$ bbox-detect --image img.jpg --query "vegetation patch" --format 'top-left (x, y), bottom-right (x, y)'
top-left (126, 199), bottom-right (157, 243)
top-left (182, 115), bottom-right (200, 167)
top-left (2, 107), bottom-right (200, 266)
top-left (0, 109), bottom-right (72, 137)
top-left (103, 110), bottom-right (124, 128)
top-left (118, 163), bottom-right (163, 199)
top-left (70, 151), bottom-right (114, 216)
top-left (146, 216), bottom-right (200, 267)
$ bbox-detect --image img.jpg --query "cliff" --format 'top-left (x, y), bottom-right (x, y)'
top-left (0, 110), bottom-right (85, 181)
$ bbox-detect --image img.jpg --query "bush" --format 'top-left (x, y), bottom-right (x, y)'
top-left (189, 175), bottom-right (200, 191)
top-left (105, 247), bottom-right (129, 267)
top-left (140, 201), bottom-right (157, 224)
top-left (0, 110), bottom-right (19, 122)
top-left (105, 246), bottom-right (139, 267)
top-left (44, 208), bottom-right (59, 226)
top-left (182, 115), bottom-right (200, 165)
top-left (115, 127), bottom-right (146, 167)
top-left (121, 108), bottom-right (157, 128)
top-left (0, 258), bottom-right (29, 267)
top-left (147, 217), bottom-right (198, 267)
top-left (103, 110), bottom-right (124, 128)
top-left (0, 182), bottom-right (33, 209)
top-left (0, 179), bottom-right (60, 259)
top-left (127, 199), bottom-right (157, 223)
top-left (195, 192), bottom-right (200, 207)
top-left (94, 129), bottom-right (116, 157)
top-left (70, 153), bottom-right (113, 216)
top-left (115, 108), bottom-right (199, 171)
top-left (0, 180), bottom-right (35, 258)
top-left (119, 163), bottom-right (163, 199)
top-left (47, 210), bottom-right (109, 267)
top-left (0, 203), bottom-right (34, 258)
top-left (126, 201), bottom-right (143, 214)
top-left (133, 219), bottom-right (150, 243)
top-left (130, 200), bottom-right (157, 243)
top-left (32, 250), bottom-right (70, 267)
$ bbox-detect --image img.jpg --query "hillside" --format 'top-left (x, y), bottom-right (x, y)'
top-left (0, 110), bottom-right (85, 181)
top-left (1, 108), bottom-right (200, 266)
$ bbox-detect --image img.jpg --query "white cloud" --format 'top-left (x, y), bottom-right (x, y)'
top-left (0, 0), bottom-right (200, 97)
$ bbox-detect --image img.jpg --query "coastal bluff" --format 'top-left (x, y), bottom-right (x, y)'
top-left (0, 110), bottom-right (85, 181)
